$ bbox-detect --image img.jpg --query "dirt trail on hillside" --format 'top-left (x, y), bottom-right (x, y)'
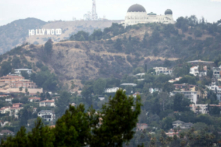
top-left (67, 48), bottom-right (179, 61)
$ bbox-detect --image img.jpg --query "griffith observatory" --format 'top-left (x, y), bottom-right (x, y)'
top-left (122, 4), bottom-right (175, 27)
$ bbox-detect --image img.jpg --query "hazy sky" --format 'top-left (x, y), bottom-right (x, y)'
top-left (0, 0), bottom-right (221, 26)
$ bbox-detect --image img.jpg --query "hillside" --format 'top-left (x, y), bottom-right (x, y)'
top-left (0, 18), bottom-right (121, 54)
top-left (0, 18), bottom-right (46, 54)
top-left (0, 17), bottom-right (221, 90)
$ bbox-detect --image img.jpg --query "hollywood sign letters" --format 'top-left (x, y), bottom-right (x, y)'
top-left (29, 29), bottom-right (62, 36)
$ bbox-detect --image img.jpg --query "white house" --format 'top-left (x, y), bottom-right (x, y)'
top-left (38, 110), bottom-right (55, 122)
top-left (149, 88), bottom-right (160, 94)
top-left (153, 67), bottom-right (173, 75)
top-left (14, 69), bottom-right (32, 75)
top-left (105, 87), bottom-right (120, 93)
top-left (190, 104), bottom-right (208, 114)
top-left (213, 67), bottom-right (221, 78)
top-left (0, 121), bottom-right (11, 127)
top-left (189, 66), bottom-right (199, 76)
top-left (5, 97), bottom-right (14, 102)
top-left (10, 107), bottom-right (23, 118)
top-left (172, 91), bottom-right (197, 104)
top-left (207, 85), bottom-right (221, 93)
top-left (135, 73), bottom-right (145, 78)
top-left (0, 106), bottom-right (23, 118)
top-left (0, 107), bottom-right (11, 114)
top-left (39, 99), bottom-right (55, 107)
top-left (172, 120), bottom-right (193, 129)
top-left (168, 77), bottom-right (182, 83)
top-left (120, 83), bottom-right (137, 87)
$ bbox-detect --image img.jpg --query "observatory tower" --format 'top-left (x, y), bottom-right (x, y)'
top-left (92, 0), bottom-right (98, 20)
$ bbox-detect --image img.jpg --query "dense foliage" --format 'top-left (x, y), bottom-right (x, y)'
top-left (1, 90), bottom-right (142, 147)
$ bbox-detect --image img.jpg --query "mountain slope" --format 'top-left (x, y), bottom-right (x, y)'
top-left (0, 18), bottom-right (221, 89)
top-left (0, 18), bottom-right (46, 54)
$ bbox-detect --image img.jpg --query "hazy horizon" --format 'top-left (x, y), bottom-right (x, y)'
top-left (0, 0), bottom-right (221, 26)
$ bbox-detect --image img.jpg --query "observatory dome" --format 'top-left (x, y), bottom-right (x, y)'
top-left (127, 4), bottom-right (146, 12)
top-left (165, 9), bottom-right (173, 15)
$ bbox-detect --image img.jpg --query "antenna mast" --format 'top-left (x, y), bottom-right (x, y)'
top-left (92, 0), bottom-right (98, 20)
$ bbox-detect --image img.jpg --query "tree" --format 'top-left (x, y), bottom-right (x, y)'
top-left (53, 104), bottom-right (91, 147)
top-left (0, 61), bottom-right (12, 76)
top-left (19, 87), bottom-right (23, 93)
top-left (55, 91), bottom-right (72, 117)
top-left (1, 119), bottom-right (54, 147)
top-left (114, 38), bottom-right (122, 50)
top-left (90, 90), bottom-right (142, 147)
top-left (21, 71), bottom-right (29, 79)
top-left (44, 39), bottom-right (53, 56)
top-left (173, 93), bottom-right (190, 112)
top-left (1, 90), bottom-right (141, 147)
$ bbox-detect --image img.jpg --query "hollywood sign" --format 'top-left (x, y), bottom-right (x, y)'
top-left (29, 29), bottom-right (62, 36)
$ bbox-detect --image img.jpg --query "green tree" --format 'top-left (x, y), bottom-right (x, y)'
top-left (90, 90), bottom-right (142, 147)
top-left (19, 87), bottom-right (23, 92)
top-left (173, 93), bottom-right (190, 112)
top-left (114, 38), bottom-right (122, 50)
top-left (1, 90), bottom-right (141, 147)
top-left (55, 91), bottom-right (72, 117)
top-left (53, 104), bottom-right (91, 147)
top-left (0, 61), bottom-right (12, 76)
top-left (44, 39), bottom-right (53, 56)
top-left (27, 118), bottom-right (54, 147)
top-left (21, 71), bottom-right (29, 79)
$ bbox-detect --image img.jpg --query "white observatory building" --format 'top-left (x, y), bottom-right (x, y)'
top-left (122, 4), bottom-right (175, 27)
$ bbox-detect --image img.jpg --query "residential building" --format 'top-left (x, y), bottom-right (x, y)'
top-left (213, 67), bottom-right (221, 78)
top-left (0, 106), bottom-right (23, 118)
top-left (172, 120), bottom-right (193, 129)
top-left (206, 85), bottom-right (221, 93)
top-left (120, 83), bottom-right (137, 87)
top-left (187, 60), bottom-right (214, 65)
top-left (5, 97), bottom-right (14, 102)
top-left (0, 121), bottom-right (11, 127)
top-left (0, 75), bottom-right (24, 83)
top-left (105, 87), bottom-right (120, 93)
top-left (0, 130), bottom-right (14, 136)
top-left (216, 93), bottom-right (221, 102)
top-left (149, 88), bottom-right (160, 94)
top-left (135, 73), bottom-right (145, 78)
top-left (14, 69), bottom-right (32, 75)
top-left (39, 99), bottom-right (55, 107)
top-left (136, 123), bottom-right (148, 131)
top-left (0, 107), bottom-right (11, 114)
top-left (0, 74), bottom-right (43, 95)
top-left (10, 80), bottom-right (37, 89)
top-left (190, 104), bottom-right (208, 114)
top-left (12, 103), bottom-right (23, 108)
top-left (174, 84), bottom-right (196, 91)
top-left (10, 107), bottom-right (23, 118)
top-left (189, 66), bottom-right (199, 76)
top-left (28, 97), bottom-right (41, 102)
top-left (153, 67), bottom-right (173, 75)
top-left (172, 91), bottom-right (197, 104)
top-left (38, 110), bottom-right (55, 122)
top-left (169, 77), bottom-right (182, 83)
top-left (165, 129), bottom-right (180, 137)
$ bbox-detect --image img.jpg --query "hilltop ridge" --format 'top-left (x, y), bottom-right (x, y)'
top-left (0, 17), bottom-right (221, 89)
